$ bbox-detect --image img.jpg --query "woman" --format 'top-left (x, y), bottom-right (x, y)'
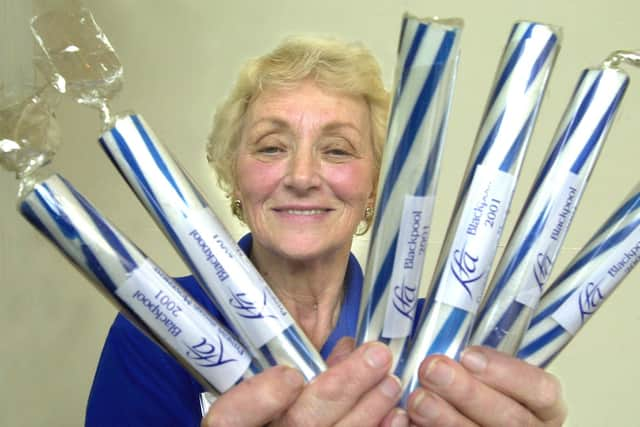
top-left (86, 36), bottom-right (566, 427)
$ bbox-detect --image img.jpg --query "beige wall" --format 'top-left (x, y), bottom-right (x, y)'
top-left (1, 0), bottom-right (638, 425)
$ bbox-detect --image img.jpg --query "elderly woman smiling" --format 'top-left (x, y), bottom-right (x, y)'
top-left (86, 36), bottom-right (567, 427)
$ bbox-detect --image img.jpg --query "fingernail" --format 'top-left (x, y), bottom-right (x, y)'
top-left (412, 389), bottom-right (439, 421)
top-left (364, 343), bottom-right (391, 369)
top-left (390, 408), bottom-right (409, 427)
top-left (461, 349), bottom-right (488, 373)
top-left (283, 367), bottom-right (304, 388)
top-left (379, 375), bottom-right (402, 399)
top-left (423, 360), bottom-right (453, 387)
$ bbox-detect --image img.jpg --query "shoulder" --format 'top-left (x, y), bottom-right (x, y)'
top-left (85, 274), bottom-right (222, 426)
top-left (86, 311), bottom-right (204, 426)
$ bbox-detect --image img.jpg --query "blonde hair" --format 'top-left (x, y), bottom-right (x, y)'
top-left (206, 35), bottom-right (390, 203)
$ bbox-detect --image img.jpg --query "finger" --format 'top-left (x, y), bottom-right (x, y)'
top-left (379, 408), bottom-right (410, 427)
top-left (326, 337), bottom-right (356, 366)
top-left (407, 388), bottom-right (478, 427)
top-left (460, 346), bottom-right (567, 423)
top-left (202, 366), bottom-right (304, 427)
top-left (279, 342), bottom-right (393, 426)
top-left (334, 375), bottom-right (404, 427)
top-left (416, 355), bottom-right (539, 426)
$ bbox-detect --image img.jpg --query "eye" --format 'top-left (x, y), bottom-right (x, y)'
top-left (252, 134), bottom-right (288, 158)
top-left (257, 145), bottom-right (285, 155)
top-left (322, 138), bottom-right (357, 161)
top-left (326, 148), bottom-right (351, 157)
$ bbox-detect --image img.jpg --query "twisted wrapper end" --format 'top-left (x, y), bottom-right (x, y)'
top-left (603, 50), bottom-right (640, 69)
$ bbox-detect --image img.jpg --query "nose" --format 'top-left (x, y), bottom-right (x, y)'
top-left (283, 146), bottom-right (321, 192)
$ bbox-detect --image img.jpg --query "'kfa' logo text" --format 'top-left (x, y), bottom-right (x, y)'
top-left (450, 242), bottom-right (484, 299)
top-left (184, 336), bottom-right (237, 367)
top-left (533, 252), bottom-right (553, 290)
top-left (578, 281), bottom-right (604, 322)
top-left (392, 278), bottom-right (417, 320)
top-left (229, 289), bottom-right (277, 320)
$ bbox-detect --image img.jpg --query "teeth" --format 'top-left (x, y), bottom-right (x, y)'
top-left (286, 209), bottom-right (324, 215)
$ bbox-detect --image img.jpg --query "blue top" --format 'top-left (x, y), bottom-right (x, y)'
top-left (85, 234), bottom-right (365, 426)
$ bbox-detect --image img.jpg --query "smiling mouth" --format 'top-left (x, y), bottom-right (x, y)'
top-left (284, 209), bottom-right (328, 215)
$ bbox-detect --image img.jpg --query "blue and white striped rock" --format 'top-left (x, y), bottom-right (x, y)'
top-left (471, 65), bottom-right (629, 353)
top-left (356, 14), bottom-right (463, 370)
top-left (19, 174), bottom-right (259, 394)
top-left (517, 183), bottom-right (640, 367)
top-left (100, 114), bottom-right (326, 381)
top-left (398, 21), bottom-right (560, 405)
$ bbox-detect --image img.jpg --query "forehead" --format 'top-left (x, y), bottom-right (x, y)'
top-left (245, 81), bottom-right (371, 131)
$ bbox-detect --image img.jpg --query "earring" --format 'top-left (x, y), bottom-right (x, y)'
top-left (364, 206), bottom-right (374, 222)
top-left (232, 199), bottom-right (243, 220)
top-left (355, 206), bottom-right (374, 236)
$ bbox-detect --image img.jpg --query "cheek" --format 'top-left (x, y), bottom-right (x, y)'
top-left (236, 159), bottom-right (283, 202)
top-left (325, 163), bottom-right (374, 205)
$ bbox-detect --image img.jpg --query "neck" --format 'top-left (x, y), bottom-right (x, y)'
top-left (250, 243), bottom-right (350, 349)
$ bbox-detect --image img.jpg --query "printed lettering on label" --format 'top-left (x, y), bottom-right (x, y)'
top-left (435, 165), bottom-right (514, 313)
top-left (516, 173), bottom-right (582, 308)
top-left (382, 195), bottom-right (433, 338)
top-left (116, 260), bottom-right (251, 392)
top-left (552, 226), bottom-right (640, 335)
top-left (172, 206), bottom-right (294, 348)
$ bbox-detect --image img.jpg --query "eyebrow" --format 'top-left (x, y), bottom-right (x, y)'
top-left (247, 118), bottom-right (289, 132)
top-left (323, 121), bottom-right (363, 136)
top-left (247, 118), bottom-right (363, 136)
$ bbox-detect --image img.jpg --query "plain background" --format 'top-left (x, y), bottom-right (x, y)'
top-left (1, 1), bottom-right (638, 425)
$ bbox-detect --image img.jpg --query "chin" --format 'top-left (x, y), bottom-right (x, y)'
top-left (274, 236), bottom-right (350, 262)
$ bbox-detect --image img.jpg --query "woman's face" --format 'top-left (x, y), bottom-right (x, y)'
top-left (235, 80), bottom-right (376, 262)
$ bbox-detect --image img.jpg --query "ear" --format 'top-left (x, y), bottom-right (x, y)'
top-left (229, 182), bottom-right (242, 202)
top-left (367, 182), bottom-right (377, 207)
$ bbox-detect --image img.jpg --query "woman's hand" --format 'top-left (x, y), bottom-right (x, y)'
top-left (200, 364), bottom-right (305, 427)
top-left (202, 338), bottom-right (408, 427)
top-left (406, 345), bottom-right (567, 426)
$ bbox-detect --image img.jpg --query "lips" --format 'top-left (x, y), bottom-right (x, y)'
top-left (273, 206), bottom-right (333, 216)
top-left (284, 209), bottom-right (326, 215)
